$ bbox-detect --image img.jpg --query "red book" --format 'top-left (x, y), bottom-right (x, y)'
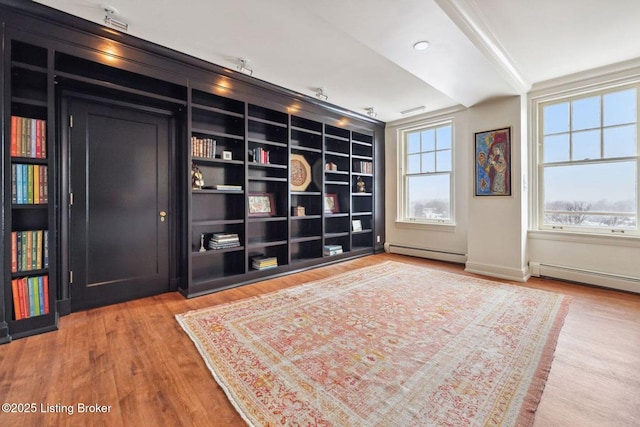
top-left (11, 116), bottom-right (18, 157)
top-left (43, 275), bottom-right (49, 314)
top-left (35, 119), bottom-right (42, 158)
top-left (11, 279), bottom-right (22, 320)
top-left (18, 278), bottom-right (29, 319)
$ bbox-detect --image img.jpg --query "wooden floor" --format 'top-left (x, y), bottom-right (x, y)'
top-left (1, 253), bottom-right (639, 427)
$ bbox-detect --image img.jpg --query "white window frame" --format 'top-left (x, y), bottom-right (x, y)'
top-left (532, 82), bottom-right (640, 236)
top-left (397, 119), bottom-right (455, 226)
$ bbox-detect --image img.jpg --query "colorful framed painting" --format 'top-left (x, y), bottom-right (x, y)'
top-left (474, 127), bottom-right (511, 196)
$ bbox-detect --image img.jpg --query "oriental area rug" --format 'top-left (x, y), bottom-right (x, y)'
top-left (176, 261), bottom-right (570, 426)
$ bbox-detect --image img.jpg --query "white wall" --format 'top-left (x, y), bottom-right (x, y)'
top-left (525, 61), bottom-right (640, 293)
top-left (385, 96), bottom-right (528, 281)
top-left (385, 61), bottom-right (640, 293)
top-left (385, 106), bottom-right (470, 262)
top-left (465, 96), bottom-right (529, 281)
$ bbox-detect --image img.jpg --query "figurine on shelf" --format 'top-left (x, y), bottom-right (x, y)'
top-left (356, 176), bottom-right (366, 193)
top-left (192, 163), bottom-right (204, 189)
top-left (199, 234), bottom-right (206, 252)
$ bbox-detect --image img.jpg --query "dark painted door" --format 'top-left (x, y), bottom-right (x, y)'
top-left (69, 98), bottom-right (170, 311)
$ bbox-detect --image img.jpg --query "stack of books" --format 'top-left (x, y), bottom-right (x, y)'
top-left (208, 233), bottom-right (240, 250)
top-left (215, 184), bottom-right (242, 192)
top-left (252, 255), bottom-right (278, 270)
top-left (324, 245), bottom-right (343, 256)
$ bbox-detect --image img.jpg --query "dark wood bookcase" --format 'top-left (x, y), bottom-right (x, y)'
top-left (2, 38), bottom-right (58, 341)
top-left (0, 0), bottom-right (384, 333)
top-left (182, 91), bottom-right (382, 296)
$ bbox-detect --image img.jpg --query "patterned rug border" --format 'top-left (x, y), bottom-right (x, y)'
top-left (176, 261), bottom-right (571, 426)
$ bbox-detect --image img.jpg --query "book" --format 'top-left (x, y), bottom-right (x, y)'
top-left (324, 249), bottom-right (343, 256)
top-left (19, 279), bottom-right (28, 319)
top-left (43, 275), bottom-right (49, 314)
top-left (252, 255), bottom-right (278, 270)
top-left (11, 232), bottom-right (17, 273)
top-left (28, 277), bottom-right (36, 317)
top-left (215, 184), bottom-right (243, 191)
top-left (11, 115), bottom-right (18, 157)
top-left (11, 279), bottom-right (22, 320)
top-left (323, 244), bottom-right (343, 256)
top-left (38, 276), bottom-right (45, 315)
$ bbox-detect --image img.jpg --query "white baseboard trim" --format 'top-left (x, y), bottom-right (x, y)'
top-left (384, 243), bottom-right (467, 264)
top-left (464, 261), bottom-right (530, 282)
top-left (529, 261), bottom-right (640, 294)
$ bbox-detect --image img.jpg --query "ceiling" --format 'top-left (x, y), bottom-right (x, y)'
top-left (33, 0), bottom-right (640, 123)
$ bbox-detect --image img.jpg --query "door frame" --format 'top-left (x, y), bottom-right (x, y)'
top-left (57, 89), bottom-right (181, 315)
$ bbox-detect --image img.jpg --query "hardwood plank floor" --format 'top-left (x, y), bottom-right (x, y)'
top-left (1, 253), bottom-right (639, 426)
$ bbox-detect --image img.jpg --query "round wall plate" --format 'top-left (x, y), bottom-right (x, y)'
top-left (290, 154), bottom-right (311, 191)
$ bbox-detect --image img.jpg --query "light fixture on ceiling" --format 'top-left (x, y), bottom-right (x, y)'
top-left (103, 5), bottom-right (128, 32)
top-left (365, 107), bottom-right (377, 118)
top-left (236, 58), bottom-right (253, 76)
top-left (315, 87), bottom-right (328, 101)
top-left (400, 105), bottom-right (427, 116)
top-left (413, 40), bottom-right (430, 51)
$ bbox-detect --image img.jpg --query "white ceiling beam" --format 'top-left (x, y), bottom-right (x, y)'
top-left (435, 0), bottom-right (531, 94)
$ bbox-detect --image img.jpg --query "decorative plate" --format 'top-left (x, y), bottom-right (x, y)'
top-left (290, 154), bottom-right (311, 191)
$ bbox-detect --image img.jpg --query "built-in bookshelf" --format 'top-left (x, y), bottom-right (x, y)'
top-left (351, 132), bottom-right (375, 251)
top-left (4, 40), bottom-right (57, 339)
top-left (0, 2), bottom-right (384, 341)
top-left (189, 87), bottom-right (247, 290)
top-left (181, 89), bottom-right (380, 297)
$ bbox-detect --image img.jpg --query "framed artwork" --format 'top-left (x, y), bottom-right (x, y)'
top-left (352, 219), bottom-right (362, 232)
top-left (474, 127), bottom-right (511, 196)
top-left (290, 154), bottom-right (312, 191)
top-left (222, 150), bottom-right (233, 160)
top-left (324, 194), bottom-right (339, 214)
top-left (248, 192), bottom-right (276, 217)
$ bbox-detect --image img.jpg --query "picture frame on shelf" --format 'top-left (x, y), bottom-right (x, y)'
top-left (222, 150), bottom-right (233, 161)
top-left (248, 192), bottom-right (276, 217)
top-left (352, 219), bottom-right (362, 232)
top-left (324, 194), bottom-right (339, 214)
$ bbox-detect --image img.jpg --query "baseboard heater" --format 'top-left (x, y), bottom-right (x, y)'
top-left (384, 243), bottom-right (467, 264)
top-left (529, 261), bottom-right (640, 294)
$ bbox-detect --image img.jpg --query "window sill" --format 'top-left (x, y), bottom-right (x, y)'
top-left (395, 220), bottom-right (457, 232)
top-left (528, 229), bottom-right (640, 248)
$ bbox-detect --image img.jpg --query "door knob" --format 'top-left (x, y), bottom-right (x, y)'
top-left (160, 211), bottom-right (167, 222)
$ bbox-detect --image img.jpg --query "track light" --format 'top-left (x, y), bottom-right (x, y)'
top-left (103, 5), bottom-right (128, 32)
top-left (315, 87), bottom-right (328, 101)
top-left (365, 107), bottom-right (377, 118)
top-left (237, 58), bottom-right (253, 76)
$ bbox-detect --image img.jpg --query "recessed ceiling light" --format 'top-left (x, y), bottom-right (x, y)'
top-left (413, 41), bottom-right (430, 51)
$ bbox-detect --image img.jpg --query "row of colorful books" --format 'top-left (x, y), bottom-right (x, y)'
top-left (11, 164), bottom-right (48, 204)
top-left (252, 255), bottom-right (278, 270)
top-left (324, 245), bottom-right (343, 256)
top-left (10, 116), bottom-right (47, 159)
top-left (191, 137), bottom-right (216, 159)
top-left (209, 233), bottom-right (240, 250)
top-left (353, 161), bottom-right (373, 174)
top-left (11, 230), bottom-right (49, 273)
top-left (11, 275), bottom-right (50, 320)
top-left (252, 147), bottom-right (271, 164)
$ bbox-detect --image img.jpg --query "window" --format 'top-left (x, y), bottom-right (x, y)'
top-left (538, 85), bottom-right (638, 234)
top-left (399, 121), bottom-right (453, 223)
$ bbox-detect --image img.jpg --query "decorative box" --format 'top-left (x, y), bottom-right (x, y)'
top-left (292, 206), bottom-right (306, 216)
